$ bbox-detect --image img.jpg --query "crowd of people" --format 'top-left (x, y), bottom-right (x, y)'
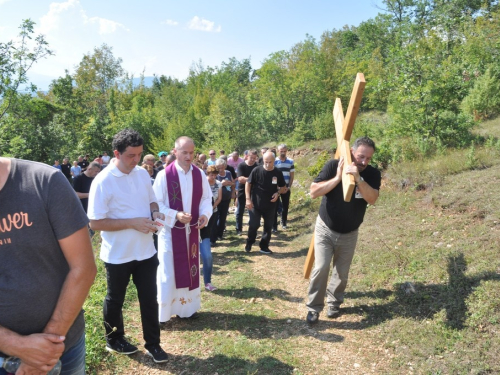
top-left (0, 128), bottom-right (380, 372)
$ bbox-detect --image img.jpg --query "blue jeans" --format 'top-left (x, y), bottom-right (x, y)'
top-left (0, 332), bottom-right (86, 375)
top-left (60, 332), bottom-right (86, 375)
top-left (199, 238), bottom-right (213, 285)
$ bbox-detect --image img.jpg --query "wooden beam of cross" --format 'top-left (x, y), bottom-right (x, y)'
top-left (303, 73), bottom-right (366, 279)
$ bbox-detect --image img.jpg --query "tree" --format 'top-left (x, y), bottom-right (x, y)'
top-left (0, 19), bottom-right (52, 120)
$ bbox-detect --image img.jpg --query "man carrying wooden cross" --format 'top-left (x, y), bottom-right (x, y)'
top-left (305, 136), bottom-right (381, 324)
top-left (305, 73), bottom-right (381, 324)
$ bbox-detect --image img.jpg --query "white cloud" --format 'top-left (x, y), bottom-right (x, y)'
top-left (187, 16), bottom-right (221, 33)
top-left (162, 19), bottom-right (179, 26)
top-left (87, 17), bottom-right (128, 35)
top-left (38, 0), bottom-right (127, 35)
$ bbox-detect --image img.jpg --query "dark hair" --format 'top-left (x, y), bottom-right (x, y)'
top-left (352, 136), bottom-right (376, 152)
top-left (247, 149), bottom-right (258, 156)
top-left (112, 129), bottom-right (144, 154)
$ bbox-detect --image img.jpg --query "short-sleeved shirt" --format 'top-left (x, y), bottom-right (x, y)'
top-left (87, 162), bottom-right (158, 264)
top-left (209, 180), bottom-right (222, 213)
top-left (247, 166), bottom-right (286, 211)
top-left (216, 170), bottom-right (233, 201)
top-left (71, 165), bottom-right (82, 178)
top-left (274, 157), bottom-right (295, 187)
top-left (227, 157), bottom-right (244, 169)
top-left (315, 159), bottom-right (381, 233)
top-left (78, 160), bottom-right (89, 171)
top-left (0, 159), bottom-right (89, 356)
top-left (237, 162), bottom-right (258, 198)
top-left (61, 163), bottom-right (72, 179)
top-left (73, 173), bottom-right (95, 213)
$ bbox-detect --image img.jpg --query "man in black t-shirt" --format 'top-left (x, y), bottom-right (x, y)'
top-left (245, 151), bottom-right (286, 254)
top-left (73, 161), bottom-right (101, 213)
top-left (235, 149), bottom-right (258, 234)
top-left (305, 137), bottom-right (381, 325)
top-left (78, 155), bottom-right (90, 172)
top-left (60, 158), bottom-right (72, 184)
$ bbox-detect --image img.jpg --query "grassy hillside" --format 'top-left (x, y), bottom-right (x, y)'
top-left (83, 118), bottom-right (500, 374)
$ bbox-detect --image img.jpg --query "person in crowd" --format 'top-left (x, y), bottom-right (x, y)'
top-left (245, 151), bottom-right (286, 254)
top-left (70, 160), bottom-right (82, 180)
top-left (142, 164), bottom-right (155, 185)
top-left (88, 129), bottom-right (169, 363)
top-left (78, 155), bottom-right (89, 172)
top-left (219, 150), bottom-right (225, 156)
top-left (60, 158), bottom-right (72, 184)
top-left (305, 137), bottom-right (381, 324)
top-left (273, 144), bottom-right (295, 231)
top-left (102, 151), bottom-right (111, 166)
top-left (211, 158), bottom-right (234, 245)
top-left (165, 154), bottom-right (176, 166)
top-left (143, 154), bottom-right (159, 179)
top-left (152, 136), bottom-right (212, 322)
top-left (200, 165), bottom-right (222, 291)
top-left (94, 155), bottom-right (103, 166)
top-left (158, 151), bottom-right (168, 166)
top-left (155, 160), bottom-right (164, 171)
top-left (235, 149), bottom-right (258, 235)
top-left (53, 160), bottom-right (61, 171)
top-left (207, 150), bottom-right (217, 166)
top-left (258, 147), bottom-right (269, 165)
top-left (220, 155), bottom-right (236, 180)
top-left (73, 161), bottom-right (101, 213)
top-left (227, 151), bottom-right (243, 170)
top-left (0, 157), bottom-right (96, 374)
top-left (227, 151), bottom-right (243, 210)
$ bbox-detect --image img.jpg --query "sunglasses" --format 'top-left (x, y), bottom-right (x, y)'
top-left (209, 153), bottom-right (215, 155)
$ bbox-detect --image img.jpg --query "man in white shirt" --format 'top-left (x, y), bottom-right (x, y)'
top-left (101, 151), bottom-right (111, 166)
top-left (153, 136), bottom-right (212, 322)
top-left (88, 129), bottom-right (169, 363)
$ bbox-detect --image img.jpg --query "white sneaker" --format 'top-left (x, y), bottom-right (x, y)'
top-left (205, 283), bottom-right (217, 292)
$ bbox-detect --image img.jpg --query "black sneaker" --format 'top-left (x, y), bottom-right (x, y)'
top-left (236, 230), bottom-right (243, 235)
top-left (245, 242), bottom-right (252, 252)
top-left (327, 306), bottom-right (340, 319)
top-left (146, 344), bottom-right (169, 363)
top-left (306, 311), bottom-right (319, 324)
top-left (106, 337), bottom-right (139, 355)
top-left (259, 248), bottom-right (273, 255)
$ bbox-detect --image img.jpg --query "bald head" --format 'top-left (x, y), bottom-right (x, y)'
top-left (262, 151), bottom-right (276, 171)
top-left (175, 136), bottom-right (195, 149)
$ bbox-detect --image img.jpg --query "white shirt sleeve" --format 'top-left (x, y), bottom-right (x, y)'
top-left (199, 169), bottom-right (213, 220)
top-left (87, 174), bottom-right (109, 220)
top-left (152, 169), bottom-right (178, 228)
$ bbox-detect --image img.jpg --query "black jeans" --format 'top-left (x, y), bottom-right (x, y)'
top-left (103, 253), bottom-right (160, 349)
top-left (274, 189), bottom-right (291, 228)
top-left (235, 194), bottom-right (246, 231)
top-left (247, 206), bottom-right (275, 250)
top-left (211, 199), bottom-right (231, 242)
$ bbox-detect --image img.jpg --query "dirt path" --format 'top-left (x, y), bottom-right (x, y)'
top-left (99, 207), bottom-right (396, 374)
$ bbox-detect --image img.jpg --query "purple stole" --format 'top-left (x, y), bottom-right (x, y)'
top-left (165, 162), bottom-right (203, 290)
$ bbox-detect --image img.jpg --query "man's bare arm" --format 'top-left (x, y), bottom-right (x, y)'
top-left (310, 158), bottom-right (343, 199)
top-left (90, 217), bottom-right (157, 233)
top-left (75, 192), bottom-right (88, 199)
top-left (43, 226), bottom-right (97, 337)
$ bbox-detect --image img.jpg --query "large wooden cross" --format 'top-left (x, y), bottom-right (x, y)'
top-left (303, 73), bottom-right (366, 279)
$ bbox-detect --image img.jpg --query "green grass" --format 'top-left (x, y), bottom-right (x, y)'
top-left (84, 119), bottom-right (500, 373)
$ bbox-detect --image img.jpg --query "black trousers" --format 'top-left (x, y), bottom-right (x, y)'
top-left (235, 194), bottom-right (246, 231)
top-left (211, 199), bottom-right (231, 242)
top-left (103, 253), bottom-right (160, 349)
top-left (247, 206), bottom-right (275, 250)
top-left (274, 189), bottom-right (291, 228)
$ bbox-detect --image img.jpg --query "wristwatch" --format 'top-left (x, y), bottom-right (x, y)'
top-left (357, 177), bottom-right (364, 185)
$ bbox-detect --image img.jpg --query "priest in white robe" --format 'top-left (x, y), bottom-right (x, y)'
top-left (153, 136), bottom-right (213, 322)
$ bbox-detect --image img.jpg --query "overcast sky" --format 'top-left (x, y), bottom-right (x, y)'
top-left (0, 0), bottom-right (383, 90)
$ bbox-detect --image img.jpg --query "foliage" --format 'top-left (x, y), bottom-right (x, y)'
top-left (307, 150), bottom-right (331, 177)
top-left (0, 19), bottom-right (52, 120)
